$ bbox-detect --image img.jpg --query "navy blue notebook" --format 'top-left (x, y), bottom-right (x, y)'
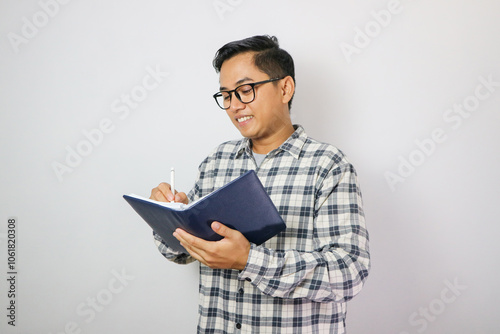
top-left (123, 170), bottom-right (286, 253)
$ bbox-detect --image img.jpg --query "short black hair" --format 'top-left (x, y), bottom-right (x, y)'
top-left (213, 35), bottom-right (295, 109)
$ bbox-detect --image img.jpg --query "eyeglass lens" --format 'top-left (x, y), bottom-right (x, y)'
top-left (217, 84), bottom-right (255, 109)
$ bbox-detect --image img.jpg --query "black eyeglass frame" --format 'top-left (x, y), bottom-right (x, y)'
top-left (212, 77), bottom-right (285, 110)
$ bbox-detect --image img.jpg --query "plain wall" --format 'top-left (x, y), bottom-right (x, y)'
top-left (1, 1), bottom-right (499, 333)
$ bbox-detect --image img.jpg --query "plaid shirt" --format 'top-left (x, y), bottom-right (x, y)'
top-left (154, 125), bottom-right (370, 333)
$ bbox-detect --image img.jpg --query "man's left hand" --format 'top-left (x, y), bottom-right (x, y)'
top-left (173, 222), bottom-right (251, 270)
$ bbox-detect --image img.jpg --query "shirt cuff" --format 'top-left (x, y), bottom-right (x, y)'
top-left (237, 243), bottom-right (270, 285)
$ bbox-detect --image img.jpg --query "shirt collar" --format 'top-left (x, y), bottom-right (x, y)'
top-left (235, 124), bottom-right (307, 160)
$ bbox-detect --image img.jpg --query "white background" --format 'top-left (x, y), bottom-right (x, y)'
top-left (1, 1), bottom-right (499, 333)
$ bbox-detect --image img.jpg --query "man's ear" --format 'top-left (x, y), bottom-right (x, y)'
top-left (281, 76), bottom-right (295, 105)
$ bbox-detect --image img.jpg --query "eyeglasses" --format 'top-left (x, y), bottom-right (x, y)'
top-left (213, 77), bottom-right (284, 110)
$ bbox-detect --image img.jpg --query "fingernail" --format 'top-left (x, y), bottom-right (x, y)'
top-left (212, 222), bottom-right (220, 230)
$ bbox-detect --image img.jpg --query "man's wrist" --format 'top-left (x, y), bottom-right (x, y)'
top-left (234, 242), bottom-right (251, 271)
top-left (237, 243), bottom-right (266, 285)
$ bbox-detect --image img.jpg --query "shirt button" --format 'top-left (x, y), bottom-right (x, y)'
top-left (236, 323), bottom-right (242, 329)
top-left (238, 288), bottom-right (244, 294)
top-left (245, 278), bottom-right (251, 282)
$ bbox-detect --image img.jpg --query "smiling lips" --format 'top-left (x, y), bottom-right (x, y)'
top-left (237, 115), bottom-right (253, 123)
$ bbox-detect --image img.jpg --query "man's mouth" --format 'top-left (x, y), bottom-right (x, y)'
top-left (237, 116), bottom-right (253, 123)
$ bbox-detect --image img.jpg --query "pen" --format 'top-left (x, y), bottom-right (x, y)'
top-left (170, 167), bottom-right (175, 203)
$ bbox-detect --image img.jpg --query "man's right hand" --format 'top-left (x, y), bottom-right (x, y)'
top-left (150, 183), bottom-right (188, 204)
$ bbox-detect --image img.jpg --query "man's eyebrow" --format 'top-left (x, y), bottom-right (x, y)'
top-left (219, 77), bottom-right (254, 91)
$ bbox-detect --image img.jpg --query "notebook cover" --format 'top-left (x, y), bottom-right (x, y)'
top-left (124, 170), bottom-right (286, 253)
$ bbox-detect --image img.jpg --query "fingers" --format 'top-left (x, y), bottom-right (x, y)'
top-left (175, 191), bottom-right (189, 205)
top-left (211, 221), bottom-right (232, 238)
top-left (150, 183), bottom-right (188, 203)
top-left (149, 182), bottom-right (173, 202)
top-left (173, 223), bottom-right (250, 270)
top-left (174, 228), bottom-right (209, 251)
top-left (173, 229), bottom-right (210, 266)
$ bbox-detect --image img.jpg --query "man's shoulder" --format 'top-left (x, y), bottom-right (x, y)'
top-left (202, 138), bottom-right (246, 161)
top-left (218, 138), bottom-right (246, 149)
top-left (301, 136), bottom-right (347, 165)
top-left (213, 138), bottom-right (246, 154)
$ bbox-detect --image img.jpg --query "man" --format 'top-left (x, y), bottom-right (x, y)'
top-left (150, 35), bottom-right (370, 333)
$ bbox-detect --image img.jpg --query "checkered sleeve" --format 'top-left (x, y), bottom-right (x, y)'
top-left (153, 231), bottom-right (196, 265)
top-left (238, 162), bottom-right (370, 303)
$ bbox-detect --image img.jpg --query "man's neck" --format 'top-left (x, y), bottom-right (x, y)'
top-left (251, 124), bottom-right (295, 154)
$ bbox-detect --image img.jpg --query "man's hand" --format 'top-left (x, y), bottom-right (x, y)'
top-left (173, 222), bottom-right (251, 271)
top-left (150, 182), bottom-right (188, 204)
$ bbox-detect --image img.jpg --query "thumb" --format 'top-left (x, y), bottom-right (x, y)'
top-left (211, 221), bottom-right (234, 238)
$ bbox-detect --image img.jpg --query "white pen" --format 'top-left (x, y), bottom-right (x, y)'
top-left (170, 167), bottom-right (175, 203)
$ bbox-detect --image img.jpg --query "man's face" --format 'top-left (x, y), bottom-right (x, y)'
top-left (219, 52), bottom-right (291, 144)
